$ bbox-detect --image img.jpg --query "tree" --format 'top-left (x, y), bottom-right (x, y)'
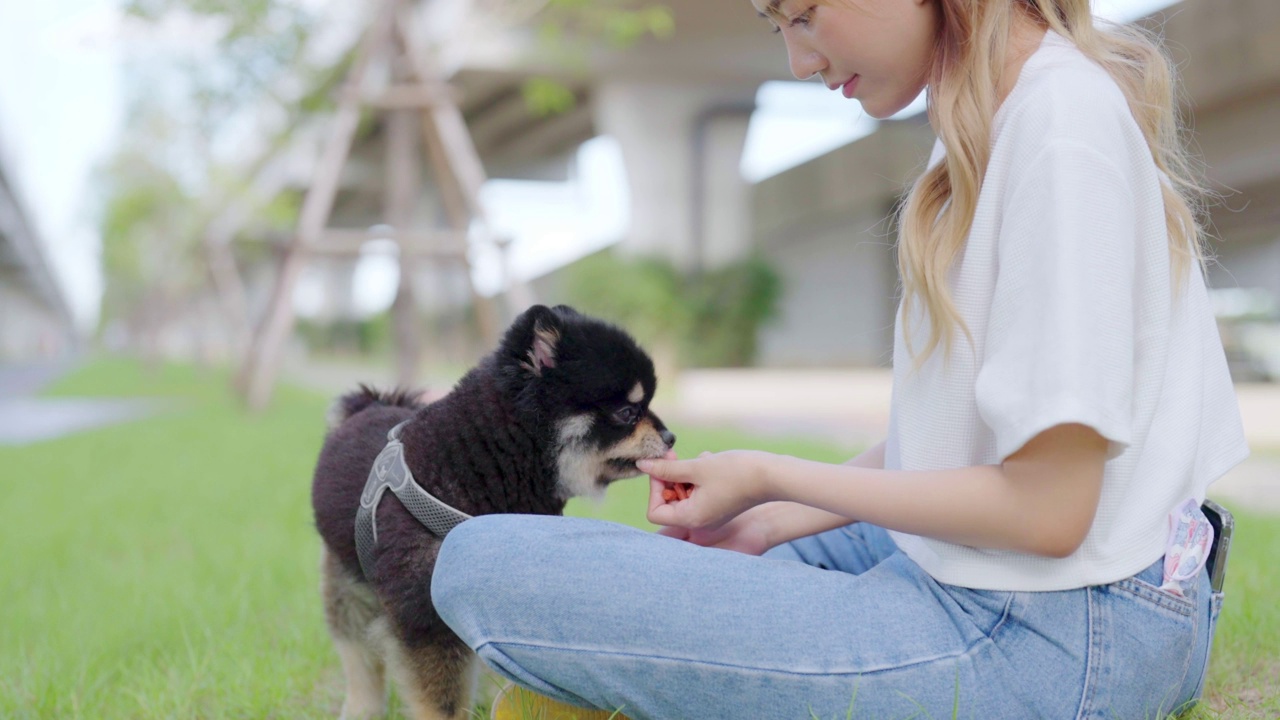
top-left (96, 0), bottom-right (335, 361)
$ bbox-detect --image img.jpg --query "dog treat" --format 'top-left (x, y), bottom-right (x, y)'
top-left (661, 481), bottom-right (694, 503)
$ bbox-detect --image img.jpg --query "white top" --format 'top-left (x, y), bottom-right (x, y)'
top-left (884, 30), bottom-right (1250, 592)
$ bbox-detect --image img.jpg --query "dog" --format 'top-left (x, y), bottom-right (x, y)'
top-left (311, 304), bottom-right (676, 720)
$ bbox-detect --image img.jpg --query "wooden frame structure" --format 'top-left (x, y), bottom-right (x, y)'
top-left (237, 0), bottom-right (501, 411)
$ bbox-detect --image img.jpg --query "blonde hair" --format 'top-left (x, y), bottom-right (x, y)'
top-left (894, 0), bottom-right (1207, 366)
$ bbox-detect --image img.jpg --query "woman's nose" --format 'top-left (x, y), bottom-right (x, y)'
top-left (784, 34), bottom-right (827, 81)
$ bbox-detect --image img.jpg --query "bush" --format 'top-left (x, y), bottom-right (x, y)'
top-left (296, 313), bottom-right (392, 356)
top-left (561, 250), bottom-right (782, 368)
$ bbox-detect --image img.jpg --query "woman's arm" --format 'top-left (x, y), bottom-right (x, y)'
top-left (745, 440), bottom-right (888, 549)
top-left (642, 424), bottom-right (1106, 558)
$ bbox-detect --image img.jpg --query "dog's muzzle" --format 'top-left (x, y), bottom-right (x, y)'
top-left (354, 421), bottom-right (473, 580)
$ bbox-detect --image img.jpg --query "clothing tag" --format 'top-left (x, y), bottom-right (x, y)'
top-left (1160, 498), bottom-right (1214, 597)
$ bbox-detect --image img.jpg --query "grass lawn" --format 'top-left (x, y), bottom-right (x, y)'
top-left (0, 358), bottom-right (1275, 719)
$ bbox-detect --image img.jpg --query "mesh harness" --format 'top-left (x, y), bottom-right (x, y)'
top-left (355, 420), bottom-right (472, 580)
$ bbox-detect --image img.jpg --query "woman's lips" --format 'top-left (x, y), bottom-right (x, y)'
top-left (841, 75), bottom-right (860, 99)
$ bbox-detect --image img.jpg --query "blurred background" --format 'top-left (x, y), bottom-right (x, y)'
top-left (1, 0), bottom-right (1278, 717)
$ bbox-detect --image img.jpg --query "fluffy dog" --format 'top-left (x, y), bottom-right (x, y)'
top-left (311, 304), bottom-right (676, 720)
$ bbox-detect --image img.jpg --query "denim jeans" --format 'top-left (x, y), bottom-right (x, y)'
top-left (431, 515), bottom-right (1220, 720)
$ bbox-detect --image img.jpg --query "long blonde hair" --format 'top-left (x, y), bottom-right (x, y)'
top-left (895, 0), bottom-right (1207, 365)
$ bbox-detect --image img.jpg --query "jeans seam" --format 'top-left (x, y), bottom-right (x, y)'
top-left (1074, 587), bottom-right (1097, 720)
top-left (988, 592), bottom-right (1015, 639)
top-left (1191, 592), bottom-right (1224, 699)
top-left (475, 636), bottom-right (991, 679)
top-left (1171, 590), bottom-right (1199, 710)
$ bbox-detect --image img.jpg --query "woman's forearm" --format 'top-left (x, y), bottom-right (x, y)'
top-left (760, 427), bottom-right (1105, 558)
top-left (756, 441), bottom-right (887, 549)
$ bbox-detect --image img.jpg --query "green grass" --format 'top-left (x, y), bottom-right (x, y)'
top-left (1, 357), bottom-right (1276, 719)
top-left (1191, 511), bottom-right (1280, 719)
top-left (0, 358), bottom-right (858, 719)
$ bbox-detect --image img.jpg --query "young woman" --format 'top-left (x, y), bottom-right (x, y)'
top-left (431, 1), bottom-right (1249, 717)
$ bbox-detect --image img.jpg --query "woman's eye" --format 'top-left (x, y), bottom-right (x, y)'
top-left (774, 6), bottom-right (815, 32)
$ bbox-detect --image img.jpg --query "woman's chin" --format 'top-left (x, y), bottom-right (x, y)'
top-left (860, 95), bottom-right (909, 120)
top-left (860, 83), bottom-right (929, 121)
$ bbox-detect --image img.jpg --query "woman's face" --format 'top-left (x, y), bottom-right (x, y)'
top-left (752, 0), bottom-right (939, 119)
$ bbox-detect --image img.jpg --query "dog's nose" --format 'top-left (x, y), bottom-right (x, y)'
top-left (660, 429), bottom-right (676, 448)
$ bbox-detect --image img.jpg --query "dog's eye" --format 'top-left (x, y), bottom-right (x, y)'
top-left (611, 406), bottom-right (640, 425)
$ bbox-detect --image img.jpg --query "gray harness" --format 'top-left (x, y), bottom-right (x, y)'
top-left (355, 420), bottom-right (472, 580)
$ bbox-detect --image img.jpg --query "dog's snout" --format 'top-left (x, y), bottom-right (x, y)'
top-left (660, 429), bottom-right (676, 448)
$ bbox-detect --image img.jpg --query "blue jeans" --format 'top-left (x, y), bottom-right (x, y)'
top-left (431, 516), bottom-right (1220, 720)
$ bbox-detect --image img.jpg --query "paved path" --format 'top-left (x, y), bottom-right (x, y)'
top-left (0, 362), bottom-right (163, 446)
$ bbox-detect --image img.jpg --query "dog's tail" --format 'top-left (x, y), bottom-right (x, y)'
top-left (326, 384), bottom-right (425, 430)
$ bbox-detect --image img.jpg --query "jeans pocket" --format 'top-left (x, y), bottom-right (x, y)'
top-left (1112, 576), bottom-right (1197, 619)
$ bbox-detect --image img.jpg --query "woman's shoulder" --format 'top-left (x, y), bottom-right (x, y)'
top-left (996, 31), bottom-right (1141, 157)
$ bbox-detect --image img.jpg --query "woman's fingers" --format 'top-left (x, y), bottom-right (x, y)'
top-left (648, 475), bottom-right (671, 514)
top-left (637, 457), bottom-right (678, 480)
top-left (647, 498), bottom-right (681, 527)
top-left (656, 524), bottom-right (689, 540)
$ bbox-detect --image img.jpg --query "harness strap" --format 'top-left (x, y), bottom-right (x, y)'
top-left (354, 420), bottom-right (473, 580)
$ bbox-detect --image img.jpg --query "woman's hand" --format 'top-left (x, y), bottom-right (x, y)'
top-left (637, 450), bottom-right (777, 532)
top-left (655, 505), bottom-right (776, 555)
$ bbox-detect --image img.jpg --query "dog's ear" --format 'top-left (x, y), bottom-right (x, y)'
top-left (507, 305), bottom-right (562, 377)
top-left (527, 318), bottom-right (559, 375)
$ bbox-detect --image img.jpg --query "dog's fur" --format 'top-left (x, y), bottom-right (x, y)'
top-left (311, 305), bottom-right (676, 720)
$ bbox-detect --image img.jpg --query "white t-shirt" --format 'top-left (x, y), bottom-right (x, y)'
top-left (884, 30), bottom-right (1250, 592)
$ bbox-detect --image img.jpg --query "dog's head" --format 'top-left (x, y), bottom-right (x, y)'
top-left (498, 304), bottom-right (676, 500)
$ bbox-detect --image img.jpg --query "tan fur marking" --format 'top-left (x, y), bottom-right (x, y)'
top-left (556, 418), bottom-right (673, 499)
top-left (601, 418), bottom-right (670, 469)
top-left (383, 630), bottom-right (477, 720)
top-left (627, 382), bottom-right (644, 404)
top-left (321, 549), bottom-right (388, 720)
top-left (322, 548), bottom-right (476, 719)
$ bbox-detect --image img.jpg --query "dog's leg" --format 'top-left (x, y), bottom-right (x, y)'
top-left (321, 549), bottom-right (388, 719)
top-left (383, 630), bottom-right (477, 720)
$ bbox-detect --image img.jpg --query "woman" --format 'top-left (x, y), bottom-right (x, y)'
top-left (432, 1), bottom-right (1248, 717)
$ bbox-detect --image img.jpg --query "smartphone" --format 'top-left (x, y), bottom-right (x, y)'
top-left (1201, 499), bottom-right (1234, 594)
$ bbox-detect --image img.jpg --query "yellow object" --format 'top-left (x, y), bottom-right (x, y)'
top-left (490, 683), bottom-right (632, 720)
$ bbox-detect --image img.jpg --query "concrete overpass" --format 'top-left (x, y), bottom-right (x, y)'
top-left (323, 0), bottom-right (792, 269)
top-left (310, 0), bottom-right (1278, 370)
top-left (749, 0), bottom-right (1280, 366)
top-left (0, 130), bottom-right (76, 361)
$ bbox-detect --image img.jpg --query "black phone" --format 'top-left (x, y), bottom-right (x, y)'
top-left (1201, 499), bottom-right (1234, 594)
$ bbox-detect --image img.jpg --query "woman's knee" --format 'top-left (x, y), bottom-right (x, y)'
top-left (430, 514), bottom-right (598, 641)
top-left (432, 515), bottom-right (539, 631)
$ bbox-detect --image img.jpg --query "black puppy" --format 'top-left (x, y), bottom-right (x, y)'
top-left (311, 304), bottom-right (676, 720)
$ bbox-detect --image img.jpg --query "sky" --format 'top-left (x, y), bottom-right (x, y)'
top-left (0, 0), bottom-right (1185, 328)
top-left (0, 0), bottom-right (120, 331)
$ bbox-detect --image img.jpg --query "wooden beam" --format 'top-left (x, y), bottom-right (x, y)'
top-left (312, 228), bottom-right (467, 253)
top-left (344, 83), bottom-right (462, 110)
top-left (238, 0), bottom-right (508, 411)
top-left (236, 0), bottom-right (398, 411)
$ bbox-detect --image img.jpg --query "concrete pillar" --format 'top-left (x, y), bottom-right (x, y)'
top-left (593, 80), bottom-right (758, 270)
top-left (699, 112), bottom-right (754, 269)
